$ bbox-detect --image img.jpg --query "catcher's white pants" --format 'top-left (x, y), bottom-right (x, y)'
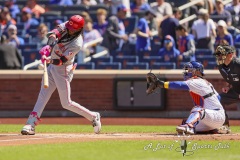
top-left (29, 64), bottom-right (96, 123)
top-left (195, 108), bottom-right (225, 132)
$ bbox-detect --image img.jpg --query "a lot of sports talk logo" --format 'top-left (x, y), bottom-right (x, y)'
top-left (143, 133), bottom-right (230, 157)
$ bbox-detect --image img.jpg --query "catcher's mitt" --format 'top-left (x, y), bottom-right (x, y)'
top-left (146, 72), bottom-right (164, 95)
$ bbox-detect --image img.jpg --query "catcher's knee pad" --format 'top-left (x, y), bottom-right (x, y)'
top-left (190, 106), bottom-right (205, 120)
top-left (185, 106), bottom-right (205, 127)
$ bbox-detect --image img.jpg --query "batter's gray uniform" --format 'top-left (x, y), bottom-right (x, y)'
top-left (29, 23), bottom-right (96, 122)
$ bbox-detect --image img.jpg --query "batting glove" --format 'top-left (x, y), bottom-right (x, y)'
top-left (39, 45), bottom-right (52, 57)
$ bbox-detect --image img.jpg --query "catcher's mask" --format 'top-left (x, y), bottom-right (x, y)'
top-left (183, 61), bottom-right (204, 80)
top-left (214, 45), bottom-right (235, 65)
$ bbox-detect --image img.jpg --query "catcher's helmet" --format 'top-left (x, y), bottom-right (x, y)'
top-left (65, 15), bottom-right (84, 31)
top-left (183, 61), bottom-right (204, 80)
top-left (214, 44), bottom-right (235, 65)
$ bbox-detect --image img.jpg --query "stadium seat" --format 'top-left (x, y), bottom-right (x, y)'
top-left (63, 5), bottom-right (88, 15)
top-left (234, 42), bottom-right (240, 49)
top-left (28, 29), bottom-right (38, 37)
top-left (151, 36), bottom-right (162, 53)
top-left (204, 61), bottom-right (218, 69)
top-left (151, 62), bottom-right (176, 69)
top-left (88, 4), bottom-right (109, 12)
top-left (125, 62), bottom-right (149, 69)
top-left (16, 23), bottom-right (24, 30)
top-left (91, 56), bottom-right (113, 65)
top-left (19, 43), bottom-right (39, 51)
top-left (23, 36), bottom-right (32, 44)
top-left (95, 62), bottom-right (122, 70)
top-left (196, 55), bottom-right (216, 69)
top-left (113, 56), bottom-right (139, 69)
top-left (21, 49), bottom-right (41, 65)
top-left (123, 16), bottom-right (138, 34)
top-left (76, 62), bottom-right (95, 69)
top-left (195, 49), bottom-right (213, 56)
top-left (89, 11), bottom-right (98, 23)
top-left (167, 0), bottom-right (189, 7)
top-left (141, 56), bottom-right (163, 67)
top-left (210, 15), bottom-right (228, 24)
top-left (41, 11), bottom-right (62, 19)
top-left (112, 50), bottom-right (135, 57)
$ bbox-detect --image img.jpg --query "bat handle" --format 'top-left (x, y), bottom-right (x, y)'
top-left (43, 60), bottom-right (49, 88)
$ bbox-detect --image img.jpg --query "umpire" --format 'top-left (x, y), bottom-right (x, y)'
top-left (214, 44), bottom-right (240, 133)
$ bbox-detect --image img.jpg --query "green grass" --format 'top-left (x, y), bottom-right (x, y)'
top-left (0, 125), bottom-right (239, 134)
top-left (0, 140), bottom-right (240, 160)
top-left (0, 125), bottom-right (239, 160)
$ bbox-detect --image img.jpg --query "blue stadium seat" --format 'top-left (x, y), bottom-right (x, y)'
top-left (21, 49), bottom-right (41, 65)
top-left (91, 56), bottom-right (113, 65)
top-left (234, 42), bottom-right (240, 49)
top-left (76, 63), bottom-right (95, 70)
top-left (141, 56), bottom-right (163, 67)
top-left (95, 62), bottom-right (122, 70)
top-left (19, 43), bottom-right (39, 51)
top-left (113, 56), bottom-right (139, 69)
top-left (195, 49), bottom-right (213, 56)
top-left (205, 62), bottom-right (218, 69)
top-left (196, 55), bottom-right (216, 69)
top-left (23, 36), bottom-right (32, 44)
top-left (89, 11), bottom-right (98, 23)
top-left (151, 62), bottom-right (176, 69)
top-left (125, 62), bottom-right (149, 69)
top-left (151, 36), bottom-right (162, 53)
top-left (123, 16), bottom-right (138, 34)
top-left (16, 23), bottom-right (24, 30)
top-left (112, 50), bottom-right (135, 57)
top-left (28, 29), bottom-right (38, 37)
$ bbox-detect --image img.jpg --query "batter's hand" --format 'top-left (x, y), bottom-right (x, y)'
top-left (222, 86), bottom-right (230, 93)
top-left (41, 55), bottom-right (51, 64)
top-left (39, 45), bottom-right (52, 56)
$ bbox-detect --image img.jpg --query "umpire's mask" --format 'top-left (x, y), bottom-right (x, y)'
top-left (214, 45), bottom-right (234, 65)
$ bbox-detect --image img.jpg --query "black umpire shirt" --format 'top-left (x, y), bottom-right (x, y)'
top-left (218, 57), bottom-right (240, 94)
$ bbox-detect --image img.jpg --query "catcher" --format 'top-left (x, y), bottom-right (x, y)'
top-left (146, 61), bottom-right (225, 134)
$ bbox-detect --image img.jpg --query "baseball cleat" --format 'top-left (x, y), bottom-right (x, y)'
top-left (217, 125), bottom-right (231, 134)
top-left (21, 125), bottom-right (35, 135)
top-left (92, 112), bottom-right (101, 134)
top-left (176, 124), bottom-right (195, 135)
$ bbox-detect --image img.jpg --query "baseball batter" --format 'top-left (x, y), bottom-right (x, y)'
top-left (146, 61), bottom-right (225, 134)
top-left (21, 15), bottom-right (101, 135)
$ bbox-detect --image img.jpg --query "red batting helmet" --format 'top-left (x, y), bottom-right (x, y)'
top-left (65, 15), bottom-right (84, 31)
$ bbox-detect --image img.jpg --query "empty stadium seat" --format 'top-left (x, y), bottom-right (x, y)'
top-left (21, 49), bottom-right (41, 65)
top-left (204, 61), bottom-right (218, 69)
top-left (112, 50), bottom-right (135, 57)
top-left (76, 62), bottom-right (95, 69)
top-left (113, 56), bottom-right (139, 69)
top-left (95, 62), bottom-right (122, 70)
top-left (125, 62), bottom-right (149, 69)
top-left (196, 55), bottom-right (216, 69)
top-left (195, 49), bottom-right (213, 56)
top-left (151, 62), bottom-right (176, 69)
top-left (123, 16), bottom-right (138, 34)
top-left (19, 43), bottom-right (39, 51)
top-left (91, 56), bottom-right (113, 65)
top-left (141, 56), bottom-right (163, 67)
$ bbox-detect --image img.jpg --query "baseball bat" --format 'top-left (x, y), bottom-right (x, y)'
top-left (43, 60), bottom-right (49, 88)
